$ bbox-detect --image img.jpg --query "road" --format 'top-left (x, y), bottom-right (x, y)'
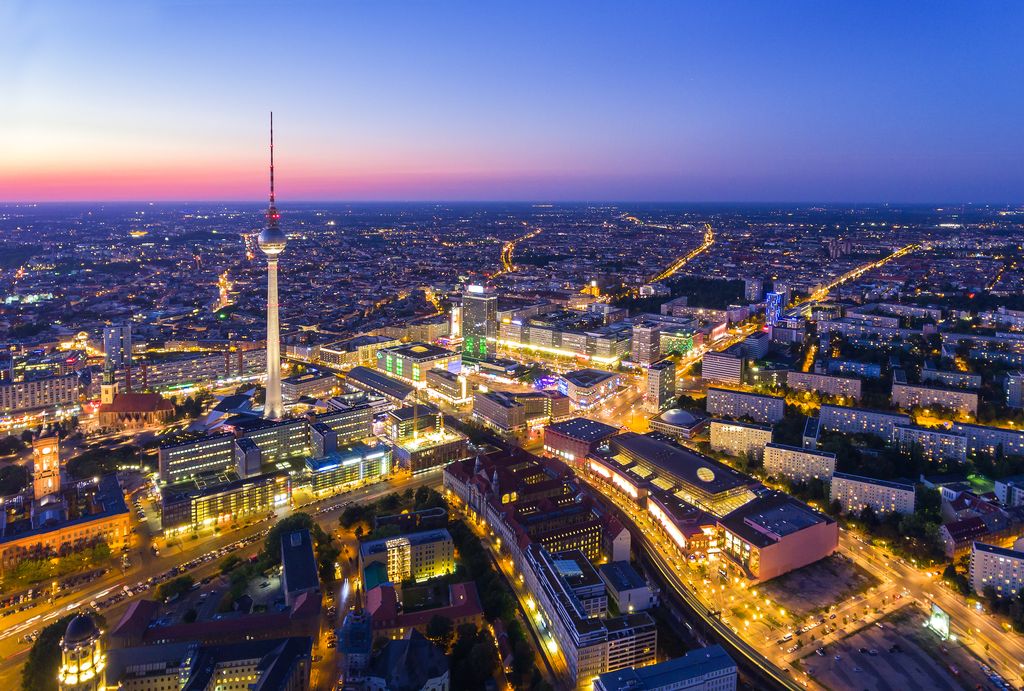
top-left (495, 224), bottom-right (542, 276)
top-left (650, 222), bottom-right (714, 283)
top-left (580, 471), bottom-right (804, 691)
top-left (838, 530), bottom-right (1024, 687)
top-left (0, 470), bottom-right (440, 689)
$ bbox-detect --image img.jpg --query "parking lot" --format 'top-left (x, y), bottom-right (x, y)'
top-left (798, 611), bottom-right (994, 691)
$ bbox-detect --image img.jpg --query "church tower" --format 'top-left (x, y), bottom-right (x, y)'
top-left (58, 614), bottom-right (106, 691)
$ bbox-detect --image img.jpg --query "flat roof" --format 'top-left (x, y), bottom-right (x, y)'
top-left (359, 528), bottom-right (452, 559)
top-left (598, 561), bottom-right (646, 592)
top-left (595, 645), bottom-right (735, 690)
top-left (610, 433), bottom-right (753, 496)
top-left (711, 418), bottom-right (772, 432)
top-left (380, 342), bottom-right (456, 360)
top-left (973, 542), bottom-right (1024, 559)
top-left (546, 417), bottom-right (620, 443)
top-left (346, 366), bottom-right (414, 401)
top-left (832, 471), bottom-right (915, 492)
top-left (281, 529), bottom-right (320, 596)
top-left (305, 441), bottom-right (389, 472)
top-left (563, 368), bottom-right (618, 388)
top-left (765, 442), bottom-right (836, 460)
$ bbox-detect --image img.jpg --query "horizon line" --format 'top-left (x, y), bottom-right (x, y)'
top-left (1, 199), bottom-right (1020, 207)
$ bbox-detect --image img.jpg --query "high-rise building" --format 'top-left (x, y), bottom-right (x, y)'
top-left (631, 322), bottom-right (662, 367)
top-left (644, 359), bottom-right (676, 413)
top-left (765, 292), bottom-right (783, 327)
top-left (259, 113), bottom-right (287, 420)
top-left (743, 277), bottom-right (763, 302)
top-left (102, 325), bottom-right (132, 371)
top-left (462, 285), bottom-right (497, 362)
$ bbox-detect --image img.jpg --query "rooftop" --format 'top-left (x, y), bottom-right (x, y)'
top-left (595, 645), bottom-right (736, 691)
top-left (380, 341), bottom-right (457, 360)
top-left (562, 368), bottom-right (618, 388)
top-left (546, 417), bottom-right (620, 442)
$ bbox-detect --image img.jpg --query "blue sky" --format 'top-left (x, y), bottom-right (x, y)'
top-left (2, 1), bottom-right (1022, 201)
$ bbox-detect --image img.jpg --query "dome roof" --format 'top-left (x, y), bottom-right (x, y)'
top-left (258, 226), bottom-right (287, 255)
top-left (659, 408), bottom-right (696, 426)
top-left (63, 614), bottom-right (99, 646)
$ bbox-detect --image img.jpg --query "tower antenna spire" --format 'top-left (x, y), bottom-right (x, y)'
top-left (268, 111), bottom-right (279, 226)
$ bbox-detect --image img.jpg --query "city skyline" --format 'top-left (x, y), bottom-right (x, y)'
top-left (3, 1), bottom-right (1024, 203)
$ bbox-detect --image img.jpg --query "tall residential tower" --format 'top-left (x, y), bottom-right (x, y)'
top-left (259, 113), bottom-right (287, 420)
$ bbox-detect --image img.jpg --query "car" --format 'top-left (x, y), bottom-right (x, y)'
top-left (868, 649), bottom-right (878, 656)
top-left (853, 667), bottom-right (862, 673)
top-left (815, 648), bottom-right (825, 657)
top-left (858, 647), bottom-right (868, 654)
top-left (829, 613), bottom-right (836, 619)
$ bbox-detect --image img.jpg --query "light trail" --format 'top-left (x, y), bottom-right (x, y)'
top-left (495, 225), bottom-right (542, 276)
top-left (650, 222), bottom-right (715, 283)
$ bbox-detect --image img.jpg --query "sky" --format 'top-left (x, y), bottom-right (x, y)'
top-left (2, 1), bottom-right (1022, 203)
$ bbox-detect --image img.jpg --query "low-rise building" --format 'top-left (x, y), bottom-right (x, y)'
top-left (544, 417), bottom-right (621, 466)
top-left (763, 443), bottom-right (836, 483)
top-left (281, 371), bottom-right (337, 402)
top-left (160, 470), bottom-right (292, 534)
top-left (829, 472), bottom-right (915, 515)
top-left (375, 342), bottom-right (460, 388)
top-left (305, 441), bottom-right (391, 496)
top-left (598, 561), bottom-right (654, 613)
top-left (705, 388), bottom-right (784, 424)
top-left (995, 475), bottom-right (1024, 507)
top-left (708, 420), bottom-right (772, 462)
top-left (559, 369), bottom-right (622, 409)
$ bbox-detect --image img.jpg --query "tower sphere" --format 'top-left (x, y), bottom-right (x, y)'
top-left (258, 226), bottom-right (287, 255)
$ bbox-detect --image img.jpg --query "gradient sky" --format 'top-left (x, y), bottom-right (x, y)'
top-left (2, 1), bottom-right (1022, 202)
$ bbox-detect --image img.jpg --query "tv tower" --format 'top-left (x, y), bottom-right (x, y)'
top-left (258, 112), bottom-right (287, 420)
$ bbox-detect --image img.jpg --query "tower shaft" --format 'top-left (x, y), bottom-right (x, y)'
top-left (265, 256), bottom-right (282, 419)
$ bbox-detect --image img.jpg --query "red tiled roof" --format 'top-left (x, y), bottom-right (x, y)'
top-left (99, 393), bottom-right (174, 414)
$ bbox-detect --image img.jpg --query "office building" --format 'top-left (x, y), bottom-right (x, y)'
top-left (232, 417), bottom-right (309, 466)
top-left (598, 561), bottom-right (654, 613)
top-left (818, 404), bottom-right (910, 441)
top-left (787, 371), bottom-right (862, 401)
top-left (359, 529), bottom-right (454, 586)
top-left (391, 424), bottom-right (469, 475)
top-left (830, 472), bottom-right (915, 515)
top-left (970, 541), bottom-right (1024, 598)
top-left (645, 359), bottom-right (676, 413)
top-left (425, 368), bottom-right (470, 405)
top-left (319, 334), bottom-right (402, 368)
top-left (376, 342), bottom-right (460, 388)
top-left (160, 470), bottom-right (292, 533)
top-left (158, 433), bottom-right (235, 484)
top-left (708, 420), bottom-right (772, 462)
top-left (305, 441), bottom-right (391, 496)
top-left (281, 371), bottom-right (336, 402)
top-left (705, 388), bottom-right (785, 424)
top-left (742, 332), bottom-right (770, 360)
top-left (317, 394), bottom-right (381, 445)
top-left (631, 322), bottom-right (663, 366)
top-left (894, 424), bottom-right (967, 464)
top-left (344, 366), bottom-right (415, 405)
top-left (763, 443), bottom-right (836, 483)
top-left (544, 417), bottom-right (620, 466)
top-left (701, 348), bottom-right (745, 385)
top-left (463, 285), bottom-right (498, 362)
top-left (595, 644), bottom-right (738, 691)
top-left (102, 324), bottom-right (132, 370)
top-left (560, 369), bottom-right (622, 409)
top-left (524, 544), bottom-right (656, 685)
top-left (473, 389), bottom-right (570, 437)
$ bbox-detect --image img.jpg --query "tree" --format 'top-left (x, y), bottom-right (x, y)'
top-left (156, 575), bottom-right (194, 602)
top-left (425, 615), bottom-right (454, 651)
